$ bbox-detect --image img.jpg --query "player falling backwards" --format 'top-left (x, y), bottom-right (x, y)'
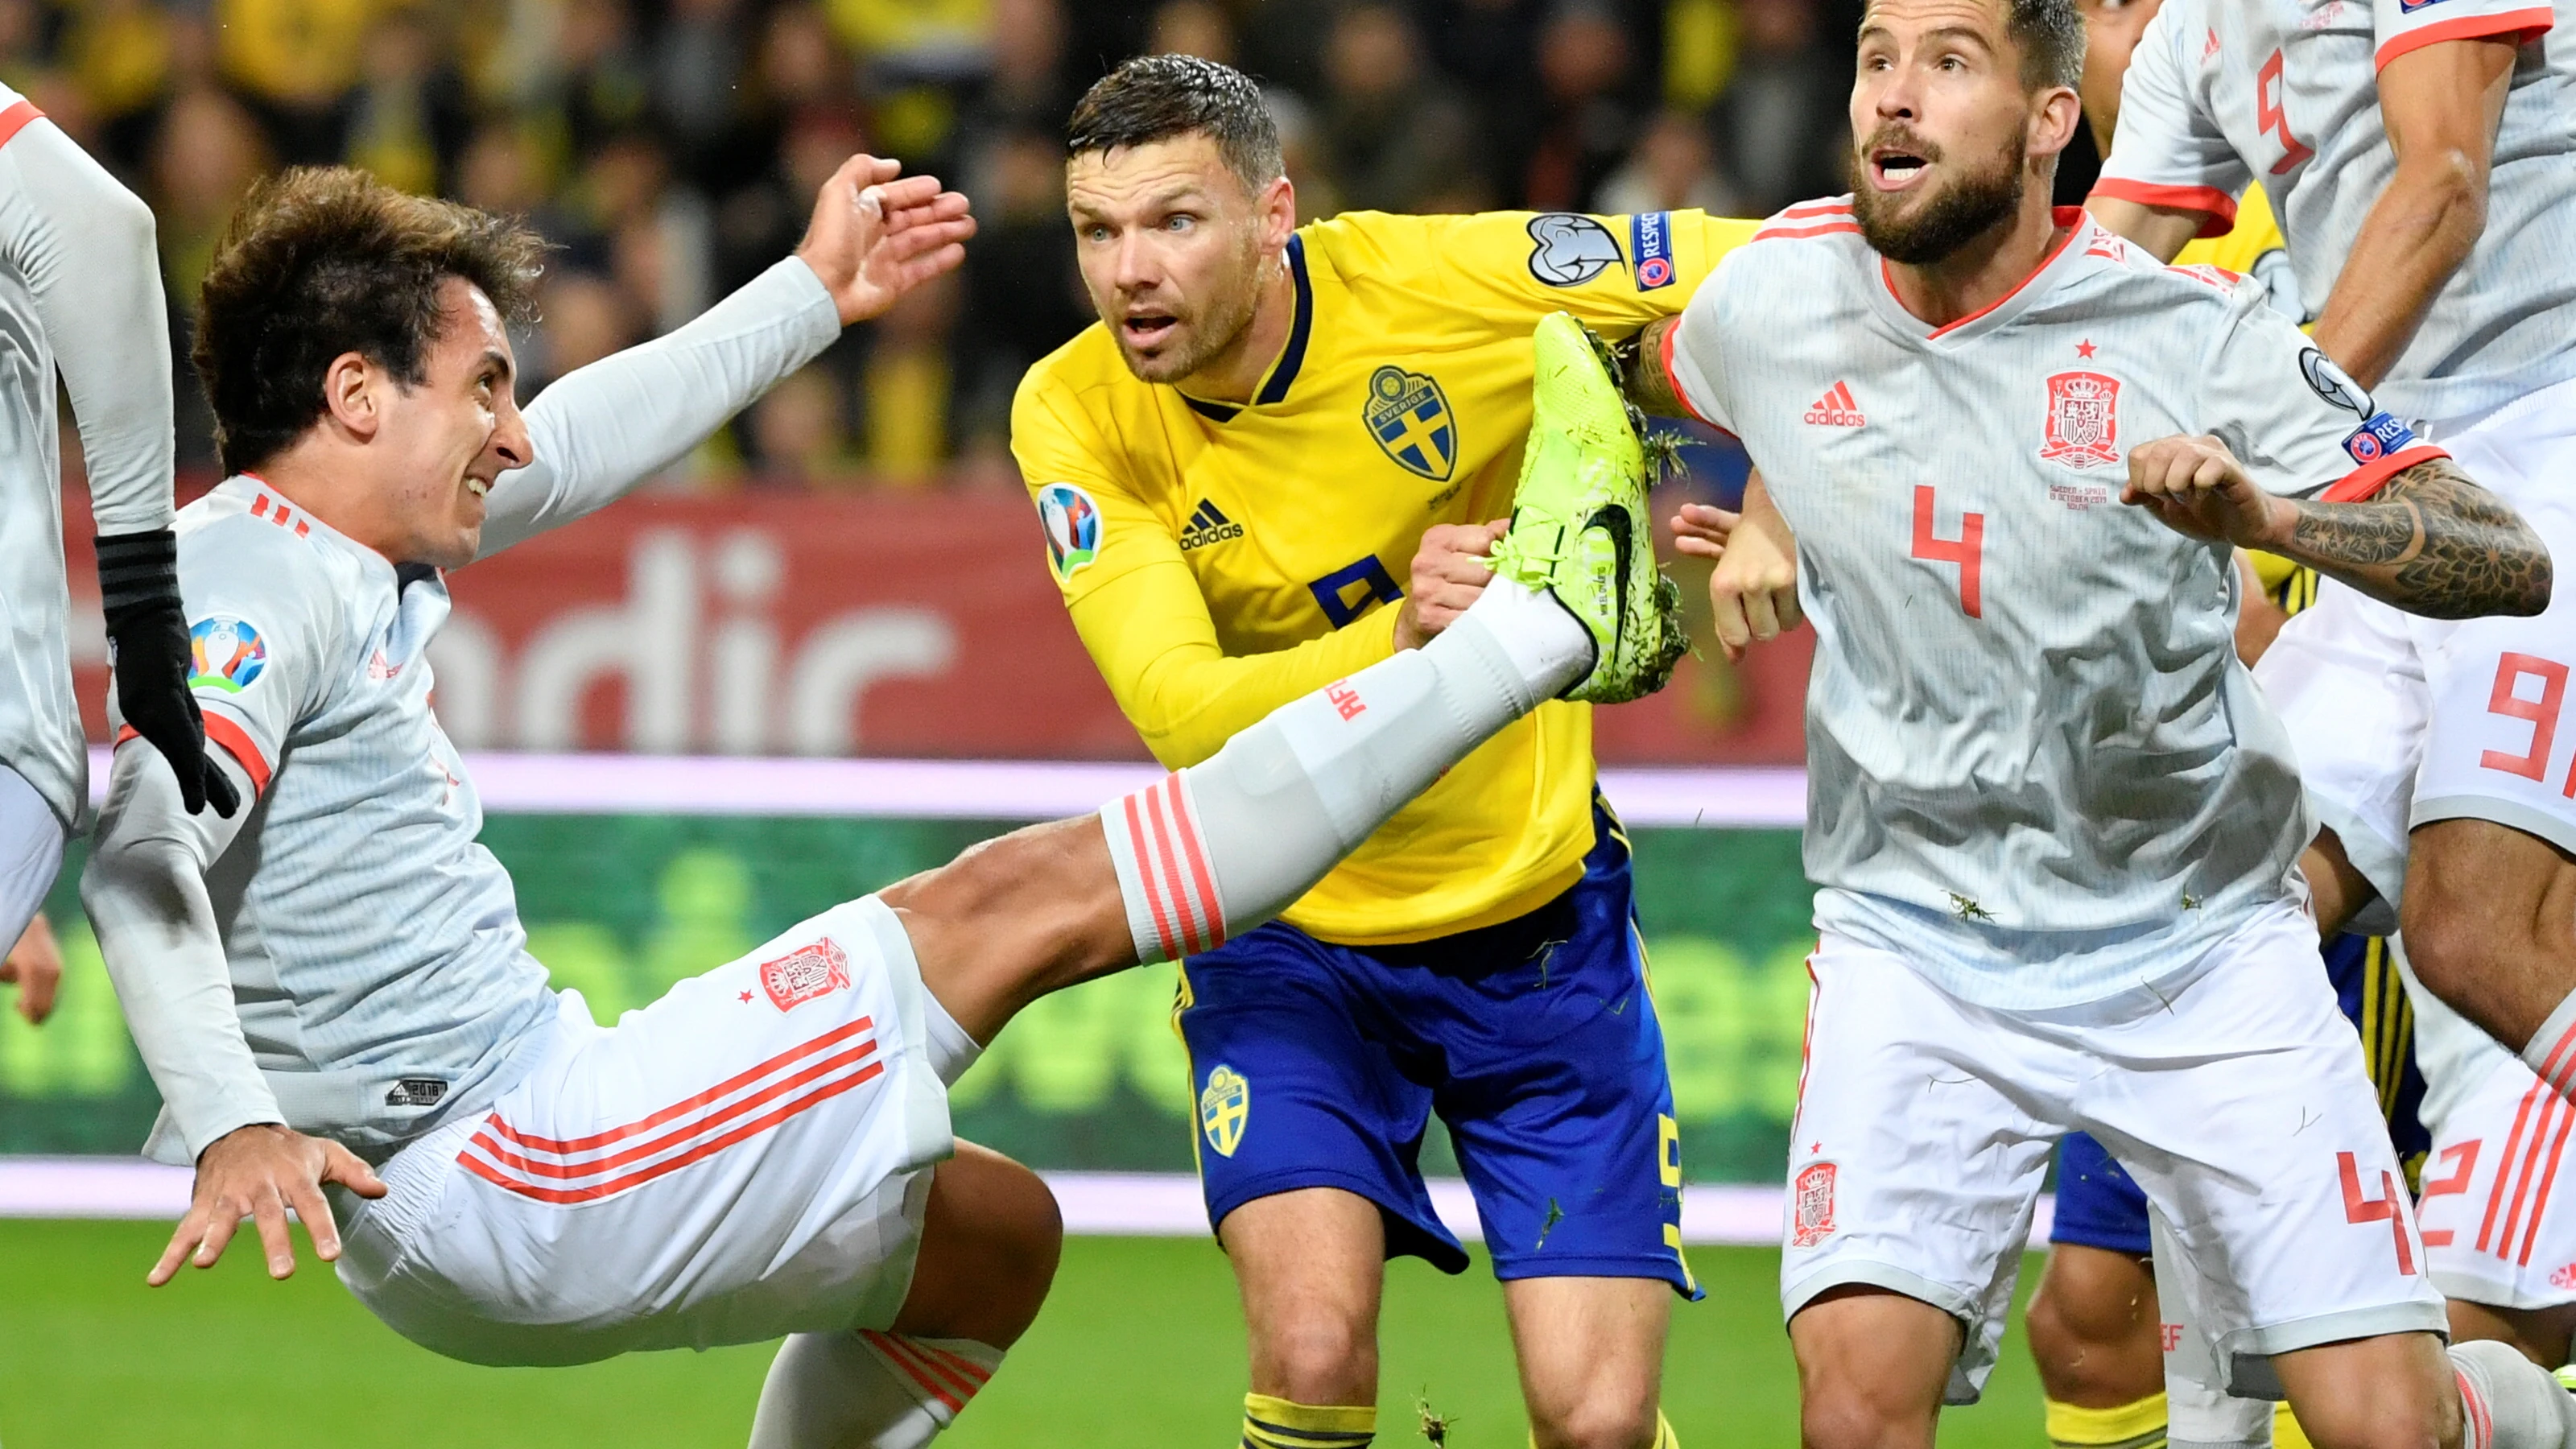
top-left (1616, 0), bottom-right (2576, 1442)
top-left (2083, 0), bottom-right (2576, 1404)
top-left (76, 159), bottom-right (1684, 1449)
top-left (1013, 53), bottom-right (1748, 1449)
top-left (0, 81), bottom-right (238, 1026)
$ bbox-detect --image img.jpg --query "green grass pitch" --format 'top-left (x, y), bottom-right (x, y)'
top-left (0, 1221), bottom-right (2047, 1446)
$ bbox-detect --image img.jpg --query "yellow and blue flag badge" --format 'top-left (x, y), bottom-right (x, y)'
top-left (1199, 1063), bottom-right (1249, 1158)
top-left (1034, 482), bottom-right (1103, 582)
top-left (188, 617), bottom-right (267, 693)
top-left (1364, 365), bottom-right (1456, 481)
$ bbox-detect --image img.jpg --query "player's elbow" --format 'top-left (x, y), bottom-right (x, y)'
top-left (2398, 873), bottom-right (2510, 1017)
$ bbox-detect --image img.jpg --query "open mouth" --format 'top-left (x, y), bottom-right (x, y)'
top-left (1869, 147), bottom-right (1931, 192)
top-left (1121, 312), bottom-right (1179, 350)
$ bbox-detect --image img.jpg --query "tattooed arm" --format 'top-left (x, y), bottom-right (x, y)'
top-left (1620, 317), bottom-right (1694, 419)
top-left (2123, 436), bottom-right (2551, 619)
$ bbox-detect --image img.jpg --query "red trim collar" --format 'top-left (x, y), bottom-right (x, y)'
top-left (1879, 206), bottom-right (2090, 339)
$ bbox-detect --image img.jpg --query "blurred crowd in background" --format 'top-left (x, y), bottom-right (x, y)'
top-left (3, 0), bottom-right (1863, 489)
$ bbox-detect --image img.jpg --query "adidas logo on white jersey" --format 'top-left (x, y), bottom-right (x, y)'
top-left (1179, 499), bottom-right (1245, 551)
top-left (1803, 382), bottom-right (1865, 427)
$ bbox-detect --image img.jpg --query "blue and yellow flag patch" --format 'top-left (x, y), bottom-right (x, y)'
top-left (1364, 366), bottom-right (1455, 481)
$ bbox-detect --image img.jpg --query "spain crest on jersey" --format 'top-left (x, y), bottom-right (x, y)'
top-left (2038, 370), bottom-right (2122, 470)
top-left (1364, 365), bottom-right (1456, 482)
top-left (1199, 1063), bottom-right (1249, 1158)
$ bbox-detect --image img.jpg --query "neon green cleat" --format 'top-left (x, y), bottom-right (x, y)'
top-left (1488, 312), bottom-right (1687, 704)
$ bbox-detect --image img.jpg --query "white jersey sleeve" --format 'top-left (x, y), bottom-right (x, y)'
top-left (2194, 280), bottom-right (2446, 502)
top-left (2372, 0), bottom-right (2553, 71)
top-left (475, 257), bottom-right (841, 559)
top-left (2094, 0), bottom-right (2255, 237)
top-left (0, 86), bottom-right (174, 536)
top-left (175, 512), bottom-right (345, 786)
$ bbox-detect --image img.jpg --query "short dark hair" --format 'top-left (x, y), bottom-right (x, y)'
top-left (2008, 0), bottom-right (2085, 90)
top-left (1065, 54), bottom-right (1284, 194)
top-left (194, 167), bottom-right (547, 475)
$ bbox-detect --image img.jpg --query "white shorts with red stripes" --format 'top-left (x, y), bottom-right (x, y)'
top-left (1785, 903), bottom-right (2446, 1406)
top-left (2418, 1048), bottom-right (2576, 1312)
top-left (334, 895), bottom-right (956, 1367)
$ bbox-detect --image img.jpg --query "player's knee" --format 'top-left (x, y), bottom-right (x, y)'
top-left (1529, 1388), bottom-right (1660, 1449)
top-left (897, 1144), bottom-right (1063, 1348)
top-left (1254, 1311), bottom-right (1374, 1406)
top-left (1798, 1382), bottom-right (1932, 1449)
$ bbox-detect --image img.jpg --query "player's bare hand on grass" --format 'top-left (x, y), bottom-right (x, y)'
top-left (795, 155), bottom-right (977, 326)
top-left (0, 912), bottom-right (59, 1025)
top-left (2121, 435), bottom-right (2291, 549)
top-left (1699, 477), bottom-right (1800, 662)
top-left (153, 1123), bottom-right (386, 1286)
top-left (1394, 520), bottom-right (1509, 649)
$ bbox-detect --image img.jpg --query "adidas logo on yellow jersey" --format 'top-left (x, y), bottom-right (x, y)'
top-left (1179, 499), bottom-right (1245, 551)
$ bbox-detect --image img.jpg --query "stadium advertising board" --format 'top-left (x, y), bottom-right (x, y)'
top-left (58, 492), bottom-right (1810, 764)
top-left (0, 820), bottom-right (1818, 1185)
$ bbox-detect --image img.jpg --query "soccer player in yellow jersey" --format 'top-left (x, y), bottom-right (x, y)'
top-left (1012, 55), bottom-right (1752, 1449)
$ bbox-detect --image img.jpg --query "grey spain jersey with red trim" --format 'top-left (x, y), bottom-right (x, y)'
top-left (134, 477), bottom-right (558, 1162)
top-left (2095, 0), bottom-right (2573, 426)
top-left (1662, 202), bottom-right (2442, 1009)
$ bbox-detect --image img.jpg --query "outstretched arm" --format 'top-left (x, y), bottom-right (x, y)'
top-left (2124, 439), bottom-right (2550, 619)
top-left (477, 156), bottom-right (974, 556)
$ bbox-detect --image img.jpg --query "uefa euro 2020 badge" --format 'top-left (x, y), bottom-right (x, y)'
top-left (2039, 370), bottom-right (2123, 470)
top-left (1199, 1063), bottom-right (1249, 1158)
top-left (187, 617), bottom-right (267, 692)
top-left (1035, 483), bottom-right (1103, 583)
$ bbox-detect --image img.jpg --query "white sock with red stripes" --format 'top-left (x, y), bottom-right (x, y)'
top-left (2448, 1338), bottom-right (2575, 1449)
top-left (747, 1329), bottom-right (1001, 1448)
top-left (1099, 578), bottom-right (1590, 964)
top-left (2518, 989), bottom-right (2576, 1104)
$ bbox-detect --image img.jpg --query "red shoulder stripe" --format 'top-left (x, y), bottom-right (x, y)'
top-left (2087, 179), bottom-right (2238, 238)
top-left (2377, 7), bottom-right (2552, 68)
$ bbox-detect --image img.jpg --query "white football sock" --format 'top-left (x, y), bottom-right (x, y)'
top-left (1098, 580), bottom-right (1591, 963)
top-left (748, 1331), bottom-right (1002, 1449)
top-left (2519, 988), bottom-right (2576, 1103)
top-left (2449, 1338), bottom-right (2576, 1449)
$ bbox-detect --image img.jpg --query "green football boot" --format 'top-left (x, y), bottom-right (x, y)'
top-left (1487, 312), bottom-right (1688, 704)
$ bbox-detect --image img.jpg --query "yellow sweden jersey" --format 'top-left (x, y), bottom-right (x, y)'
top-left (1015, 208), bottom-right (1757, 945)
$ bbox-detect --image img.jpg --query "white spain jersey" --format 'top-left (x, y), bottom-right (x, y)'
top-left (123, 258), bottom-right (844, 1162)
top-left (0, 81), bottom-right (180, 828)
top-left (2095, 0), bottom-right (2573, 427)
top-left (1662, 202), bottom-right (2444, 1009)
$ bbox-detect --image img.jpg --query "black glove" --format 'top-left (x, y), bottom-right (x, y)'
top-left (97, 530), bottom-right (240, 817)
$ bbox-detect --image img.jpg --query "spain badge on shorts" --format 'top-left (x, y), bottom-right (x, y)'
top-left (1199, 1063), bottom-right (1249, 1158)
top-left (1792, 1160), bottom-right (1838, 1247)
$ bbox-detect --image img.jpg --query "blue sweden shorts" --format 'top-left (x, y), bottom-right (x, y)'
top-left (1174, 800), bottom-right (1699, 1295)
top-left (2050, 931), bottom-right (2431, 1256)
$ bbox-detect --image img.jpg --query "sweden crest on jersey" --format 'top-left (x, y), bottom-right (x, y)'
top-left (1199, 1063), bottom-right (1249, 1158)
top-left (1364, 365), bottom-right (1456, 481)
